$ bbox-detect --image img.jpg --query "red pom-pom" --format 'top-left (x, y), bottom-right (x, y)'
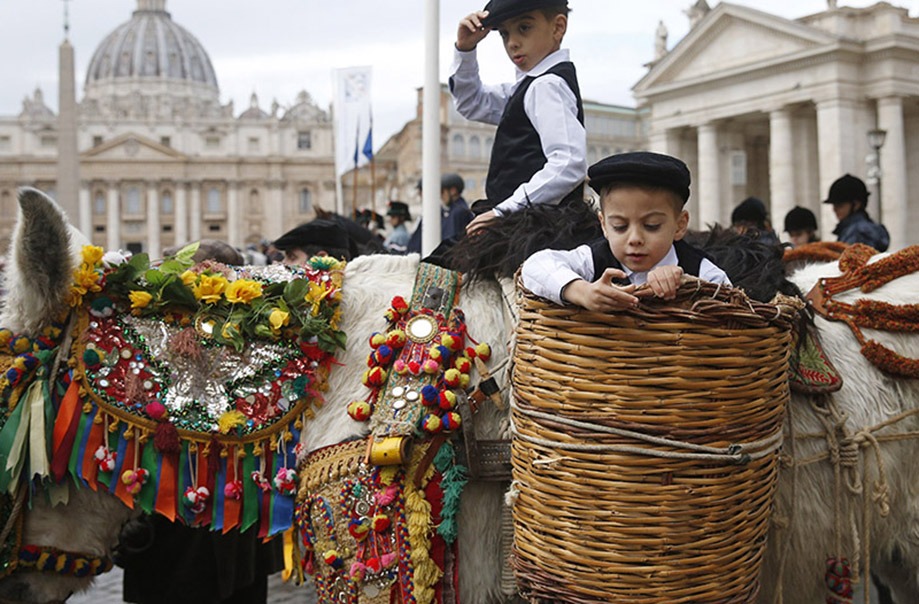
top-left (153, 421), bottom-right (180, 454)
top-left (454, 357), bottom-right (472, 374)
top-left (367, 366), bottom-right (387, 386)
top-left (464, 346), bottom-right (477, 359)
top-left (386, 330), bottom-right (407, 349)
top-left (348, 518), bottom-right (370, 540)
top-left (391, 296), bottom-right (409, 313)
top-left (421, 413), bottom-right (443, 433)
top-left (369, 332), bottom-right (386, 349)
top-left (347, 400), bottom-right (373, 421)
top-left (438, 390), bottom-right (457, 410)
top-left (144, 401), bottom-right (167, 420)
top-left (422, 359), bottom-right (440, 374)
top-left (407, 361), bottom-right (422, 376)
top-left (372, 514), bottom-right (391, 532)
top-left (443, 368), bottom-right (461, 388)
top-left (475, 342), bottom-right (492, 361)
top-left (442, 411), bottom-right (462, 431)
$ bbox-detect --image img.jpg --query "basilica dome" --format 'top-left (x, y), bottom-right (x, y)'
top-left (84, 0), bottom-right (219, 103)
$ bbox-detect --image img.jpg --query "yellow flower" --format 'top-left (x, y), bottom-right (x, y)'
top-left (305, 281), bottom-right (332, 317)
top-left (129, 290), bottom-right (153, 310)
top-left (221, 321), bottom-right (240, 340)
top-left (67, 287), bottom-right (84, 307)
top-left (268, 308), bottom-right (290, 334)
top-left (192, 274), bottom-right (228, 304)
top-left (180, 270), bottom-right (198, 287)
top-left (225, 279), bottom-right (263, 304)
top-left (73, 264), bottom-right (102, 293)
top-left (81, 245), bottom-right (104, 266)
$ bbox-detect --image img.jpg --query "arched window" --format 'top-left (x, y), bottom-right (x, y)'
top-left (93, 192), bottom-right (105, 215)
top-left (161, 191), bottom-right (174, 215)
top-left (207, 187), bottom-right (222, 214)
top-left (125, 187), bottom-right (142, 215)
top-left (469, 135), bottom-right (481, 159)
top-left (451, 134), bottom-right (466, 158)
top-left (299, 189), bottom-right (312, 214)
top-left (249, 189), bottom-right (262, 215)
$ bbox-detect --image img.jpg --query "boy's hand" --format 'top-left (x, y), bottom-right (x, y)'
top-left (561, 269), bottom-right (638, 312)
top-left (457, 11), bottom-right (490, 52)
top-left (466, 209), bottom-right (498, 234)
top-left (644, 265), bottom-right (683, 300)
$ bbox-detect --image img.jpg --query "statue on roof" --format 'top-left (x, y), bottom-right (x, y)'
top-left (685, 0), bottom-right (711, 29)
top-left (827, 0), bottom-right (838, 8)
top-left (655, 20), bottom-right (669, 60)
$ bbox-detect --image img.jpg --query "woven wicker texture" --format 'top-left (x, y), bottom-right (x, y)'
top-left (511, 278), bottom-right (802, 603)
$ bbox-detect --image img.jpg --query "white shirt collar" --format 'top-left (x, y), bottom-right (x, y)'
top-left (622, 245), bottom-right (678, 286)
top-left (514, 48), bottom-right (570, 82)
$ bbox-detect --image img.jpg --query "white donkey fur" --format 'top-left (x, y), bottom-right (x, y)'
top-left (5, 188), bottom-right (919, 603)
top-left (757, 258), bottom-right (919, 603)
top-left (0, 189), bottom-right (134, 604)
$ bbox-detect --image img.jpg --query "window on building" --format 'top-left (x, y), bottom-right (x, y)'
top-left (730, 151), bottom-right (748, 186)
top-left (41, 135), bottom-right (57, 148)
top-left (206, 187), bottom-right (222, 214)
top-left (297, 131), bottom-right (311, 150)
top-left (205, 136), bottom-right (221, 149)
top-left (299, 189), bottom-right (312, 214)
top-left (125, 187), bottom-right (142, 215)
top-left (248, 137), bottom-right (260, 152)
top-left (160, 136), bottom-right (171, 147)
top-left (249, 189), bottom-right (262, 215)
top-left (92, 136), bottom-right (103, 147)
top-left (162, 225), bottom-right (173, 232)
top-left (469, 135), bottom-right (481, 159)
top-left (93, 192), bottom-right (105, 215)
top-left (451, 134), bottom-right (465, 158)
top-left (161, 191), bottom-right (174, 215)
top-left (208, 224), bottom-right (221, 233)
top-left (124, 222), bottom-right (143, 234)
top-left (0, 136), bottom-right (10, 151)
top-left (94, 225), bottom-right (105, 233)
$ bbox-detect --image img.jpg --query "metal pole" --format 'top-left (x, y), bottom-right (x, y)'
top-left (421, 0), bottom-right (442, 256)
top-left (876, 146), bottom-right (883, 225)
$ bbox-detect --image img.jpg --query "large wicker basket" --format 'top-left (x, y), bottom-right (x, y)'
top-left (511, 279), bottom-right (803, 603)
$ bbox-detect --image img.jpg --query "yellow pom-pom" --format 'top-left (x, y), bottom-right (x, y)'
top-left (0, 329), bottom-right (12, 348)
top-left (12, 337), bottom-right (31, 354)
top-left (121, 470), bottom-right (134, 485)
top-left (218, 410), bottom-right (247, 434)
top-left (475, 342), bottom-right (492, 361)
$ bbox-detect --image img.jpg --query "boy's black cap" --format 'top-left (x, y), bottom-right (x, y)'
top-left (588, 151), bottom-right (691, 204)
top-left (481, 0), bottom-right (569, 28)
top-left (784, 206), bottom-right (818, 233)
top-left (731, 196), bottom-right (768, 226)
top-left (272, 219), bottom-right (349, 252)
top-left (386, 201), bottom-right (412, 219)
top-left (823, 173), bottom-right (869, 204)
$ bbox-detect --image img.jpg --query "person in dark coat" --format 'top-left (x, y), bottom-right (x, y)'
top-left (730, 196), bottom-right (780, 246)
top-left (407, 173), bottom-right (474, 254)
top-left (823, 173), bottom-right (890, 251)
top-left (383, 201), bottom-right (412, 253)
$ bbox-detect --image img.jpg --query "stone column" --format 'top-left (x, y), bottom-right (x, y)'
top-left (78, 181), bottom-right (92, 239)
top-left (146, 182), bottom-right (161, 259)
top-left (816, 99), bottom-right (859, 235)
top-left (696, 123), bottom-right (721, 229)
top-left (227, 182), bottom-right (240, 248)
top-left (266, 180), bottom-right (284, 241)
top-left (174, 181), bottom-right (188, 246)
top-left (648, 128), bottom-right (682, 157)
top-left (877, 96), bottom-right (907, 250)
top-left (106, 183), bottom-right (120, 251)
top-left (769, 107), bottom-right (796, 236)
top-left (190, 184), bottom-right (201, 242)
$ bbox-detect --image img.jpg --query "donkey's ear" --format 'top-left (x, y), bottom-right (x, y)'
top-left (0, 188), bottom-right (76, 333)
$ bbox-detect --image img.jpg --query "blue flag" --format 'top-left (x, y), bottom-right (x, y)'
top-left (362, 118), bottom-right (373, 161)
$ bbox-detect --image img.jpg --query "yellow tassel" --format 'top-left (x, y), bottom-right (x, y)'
top-left (108, 419), bottom-right (119, 433)
top-left (82, 402), bottom-right (92, 414)
top-left (217, 410), bottom-right (247, 434)
top-left (123, 428), bottom-right (134, 440)
top-left (253, 443), bottom-right (263, 457)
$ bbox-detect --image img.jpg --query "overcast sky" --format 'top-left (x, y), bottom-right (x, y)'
top-left (0, 0), bottom-right (907, 147)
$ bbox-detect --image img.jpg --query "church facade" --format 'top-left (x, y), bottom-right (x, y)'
top-left (635, 1), bottom-right (919, 249)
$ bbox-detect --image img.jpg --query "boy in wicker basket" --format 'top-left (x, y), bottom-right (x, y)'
top-left (522, 151), bottom-right (731, 311)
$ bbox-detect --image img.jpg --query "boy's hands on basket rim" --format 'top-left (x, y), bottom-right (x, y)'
top-left (457, 11), bottom-right (490, 52)
top-left (641, 265), bottom-right (683, 301)
top-left (561, 268), bottom-right (638, 312)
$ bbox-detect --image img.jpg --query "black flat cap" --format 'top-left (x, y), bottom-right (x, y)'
top-left (823, 174), bottom-right (869, 204)
top-left (273, 218), bottom-right (349, 253)
top-left (481, 0), bottom-right (568, 28)
top-left (588, 151), bottom-right (691, 204)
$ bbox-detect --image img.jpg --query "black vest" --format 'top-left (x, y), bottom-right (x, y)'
top-left (486, 61), bottom-right (584, 206)
top-left (588, 238), bottom-right (707, 284)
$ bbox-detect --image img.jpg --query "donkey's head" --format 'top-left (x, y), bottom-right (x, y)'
top-left (0, 188), bottom-right (89, 335)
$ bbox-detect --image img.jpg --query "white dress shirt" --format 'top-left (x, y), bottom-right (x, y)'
top-left (521, 243), bottom-right (732, 305)
top-left (449, 47), bottom-right (587, 215)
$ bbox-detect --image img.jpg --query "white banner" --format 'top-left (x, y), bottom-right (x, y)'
top-left (333, 66), bottom-right (373, 178)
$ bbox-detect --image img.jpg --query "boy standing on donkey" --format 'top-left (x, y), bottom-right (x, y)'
top-left (444, 0), bottom-right (596, 278)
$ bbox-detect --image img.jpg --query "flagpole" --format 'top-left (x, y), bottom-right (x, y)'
top-left (370, 156), bottom-right (377, 217)
top-left (422, 0), bottom-right (442, 256)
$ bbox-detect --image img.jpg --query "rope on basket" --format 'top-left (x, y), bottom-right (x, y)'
top-left (511, 399), bottom-right (783, 464)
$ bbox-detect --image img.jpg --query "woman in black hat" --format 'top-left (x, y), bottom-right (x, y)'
top-left (823, 173), bottom-right (889, 251)
top-left (383, 201), bottom-right (412, 254)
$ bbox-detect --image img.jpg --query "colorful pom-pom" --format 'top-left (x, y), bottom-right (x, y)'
top-left (429, 345), bottom-right (443, 361)
top-left (120, 469), bottom-right (149, 495)
top-left (251, 471), bottom-right (272, 492)
top-left (144, 401), bottom-right (167, 420)
top-left (464, 346), bottom-right (477, 359)
top-left (393, 359), bottom-right (408, 375)
top-left (443, 368), bottom-right (461, 388)
top-left (372, 514), bottom-right (391, 532)
top-left (421, 385), bottom-right (439, 406)
top-left (366, 366), bottom-right (387, 387)
top-left (347, 400), bottom-right (373, 421)
top-left (349, 561), bottom-right (367, 581)
top-left (460, 373), bottom-right (470, 389)
top-left (11, 336), bottom-right (31, 354)
top-left (375, 345), bottom-right (394, 365)
top-left (224, 480), bottom-right (243, 500)
top-left (454, 356), bottom-right (472, 374)
top-left (386, 330), bottom-right (407, 349)
top-left (421, 413), bottom-right (443, 433)
top-left (439, 390), bottom-right (457, 410)
top-left (94, 446), bottom-right (116, 473)
top-left (422, 359), bottom-right (440, 374)
top-left (442, 411), bottom-right (462, 431)
top-left (475, 342), bottom-right (492, 361)
top-left (323, 549), bottom-right (344, 570)
top-left (365, 556), bottom-right (382, 573)
top-left (0, 329), bottom-right (12, 348)
top-left (391, 296), bottom-right (409, 313)
top-left (183, 485), bottom-right (210, 514)
top-left (369, 332), bottom-right (386, 349)
top-left (273, 467), bottom-right (298, 495)
top-left (407, 361), bottom-right (422, 376)
top-left (348, 518), bottom-right (371, 541)
top-left (82, 349), bottom-right (101, 368)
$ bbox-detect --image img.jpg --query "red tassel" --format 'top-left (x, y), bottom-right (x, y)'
top-left (207, 434), bottom-right (223, 476)
top-left (153, 421), bottom-right (180, 454)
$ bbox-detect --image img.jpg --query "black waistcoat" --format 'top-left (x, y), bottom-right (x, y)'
top-left (588, 238), bottom-right (707, 284)
top-left (486, 61), bottom-right (584, 206)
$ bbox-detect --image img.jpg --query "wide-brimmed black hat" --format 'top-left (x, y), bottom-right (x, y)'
top-left (587, 151), bottom-right (691, 204)
top-left (784, 206), bottom-right (818, 233)
top-left (481, 0), bottom-right (569, 28)
top-left (273, 219), bottom-right (349, 253)
top-left (823, 174), bottom-right (869, 205)
top-left (386, 201), bottom-right (411, 220)
top-left (731, 197), bottom-right (768, 227)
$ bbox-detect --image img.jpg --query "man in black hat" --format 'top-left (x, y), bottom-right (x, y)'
top-left (406, 173), bottom-right (474, 254)
top-left (823, 173), bottom-right (889, 251)
top-left (521, 151), bottom-right (730, 311)
top-left (271, 218), bottom-right (352, 266)
top-left (450, 0), bottom-right (586, 234)
top-left (383, 201), bottom-right (412, 253)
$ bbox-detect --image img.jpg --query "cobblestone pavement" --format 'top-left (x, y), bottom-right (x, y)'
top-left (68, 567), bottom-right (318, 604)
